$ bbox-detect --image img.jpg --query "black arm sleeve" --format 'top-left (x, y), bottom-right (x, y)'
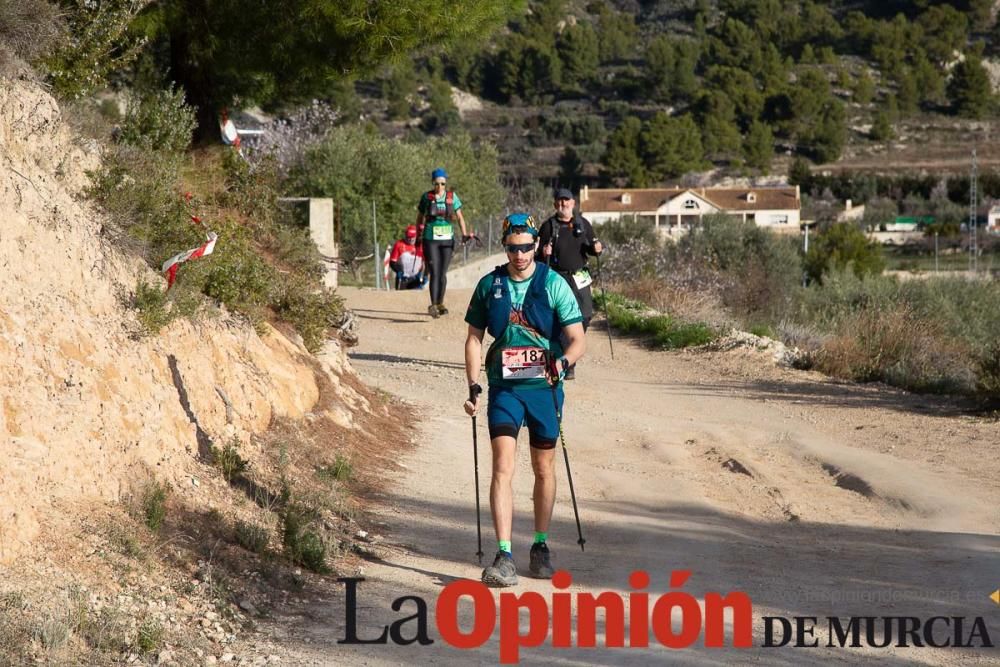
top-left (535, 219), bottom-right (553, 262)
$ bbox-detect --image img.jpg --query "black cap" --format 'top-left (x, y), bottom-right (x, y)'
top-left (553, 187), bottom-right (574, 200)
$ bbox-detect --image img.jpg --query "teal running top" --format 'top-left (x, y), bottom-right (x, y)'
top-left (465, 266), bottom-right (582, 389)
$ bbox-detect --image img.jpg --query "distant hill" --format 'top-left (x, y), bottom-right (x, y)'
top-left (361, 0), bottom-right (1000, 185)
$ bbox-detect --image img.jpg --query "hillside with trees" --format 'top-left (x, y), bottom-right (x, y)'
top-left (362, 0), bottom-right (999, 186)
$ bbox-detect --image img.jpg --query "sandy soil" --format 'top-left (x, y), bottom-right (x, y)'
top-left (258, 286), bottom-right (1000, 665)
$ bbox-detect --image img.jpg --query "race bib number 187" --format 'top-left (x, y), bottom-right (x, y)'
top-left (501, 346), bottom-right (546, 380)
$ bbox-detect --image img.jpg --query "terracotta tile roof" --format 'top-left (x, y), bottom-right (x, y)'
top-left (579, 187), bottom-right (800, 213)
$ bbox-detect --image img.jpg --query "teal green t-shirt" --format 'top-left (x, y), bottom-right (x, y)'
top-left (465, 266), bottom-right (583, 389)
top-left (418, 191), bottom-right (463, 241)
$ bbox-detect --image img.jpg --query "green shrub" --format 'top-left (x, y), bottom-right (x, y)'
top-left (36, 615), bottom-right (71, 651)
top-left (119, 86), bottom-right (196, 154)
top-left (288, 126), bottom-right (505, 251)
top-left (45, 0), bottom-right (148, 98)
top-left (91, 100), bottom-right (341, 355)
top-left (976, 344), bottom-right (1000, 399)
top-left (88, 144), bottom-right (187, 250)
top-left (598, 216), bottom-right (660, 247)
top-left (136, 618), bottom-right (163, 655)
top-left (317, 455), bottom-right (352, 484)
top-left (674, 216), bottom-right (802, 319)
top-left (276, 277), bottom-right (343, 353)
top-left (602, 293), bottom-right (716, 349)
top-left (141, 480), bottom-right (168, 532)
top-left (235, 519), bottom-right (270, 555)
top-left (133, 278), bottom-right (173, 334)
top-left (219, 149), bottom-right (281, 229)
top-left (804, 222), bottom-right (885, 283)
top-left (282, 505), bottom-right (328, 573)
top-left (198, 223), bottom-right (279, 326)
top-left (212, 440), bottom-right (248, 483)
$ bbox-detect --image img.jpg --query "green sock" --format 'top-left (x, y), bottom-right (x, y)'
top-left (533, 531), bottom-right (548, 545)
top-left (498, 539), bottom-right (511, 554)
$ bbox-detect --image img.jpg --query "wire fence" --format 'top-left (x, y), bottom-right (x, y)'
top-left (336, 207), bottom-right (506, 289)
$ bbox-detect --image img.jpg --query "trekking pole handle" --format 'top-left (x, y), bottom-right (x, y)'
top-left (469, 383), bottom-right (483, 403)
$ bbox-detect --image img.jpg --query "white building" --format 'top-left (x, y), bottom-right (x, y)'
top-left (836, 199), bottom-right (866, 223)
top-left (988, 205), bottom-right (1000, 233)
top-left (579, 185), bottom-right (801, 235)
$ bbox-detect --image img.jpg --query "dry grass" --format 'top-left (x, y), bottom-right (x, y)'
top-left (0, 0), bottom-right (63, 77)
top-left (0, 592), bottom-right (33, 663)
top-left (611, 276), bottom-right (732, 330)
top-left (815, 304), bottom-right (975, 394)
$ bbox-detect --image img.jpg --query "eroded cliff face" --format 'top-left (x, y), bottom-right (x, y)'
top-left (0, 80), bottom-right (365, 563)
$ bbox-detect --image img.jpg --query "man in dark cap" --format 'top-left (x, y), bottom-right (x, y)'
top-left (537, 188), bottom-right (603, 380)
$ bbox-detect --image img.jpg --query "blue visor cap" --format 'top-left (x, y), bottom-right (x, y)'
top-left (501, 213), bottom-right (538, 240)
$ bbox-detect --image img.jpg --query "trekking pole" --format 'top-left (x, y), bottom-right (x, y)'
top-left (469, 384), bottom-right (485, 564)
top-left (595, 251), bottom-right (615, 360)
top-left (546, 354), bottom-right (586, 552)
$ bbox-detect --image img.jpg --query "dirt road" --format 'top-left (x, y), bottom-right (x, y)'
top-left (263, 286), bottom-right (999, 665)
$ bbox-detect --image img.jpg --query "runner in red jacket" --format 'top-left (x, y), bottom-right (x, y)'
top-left (389, 225), bottom-right (426, 290)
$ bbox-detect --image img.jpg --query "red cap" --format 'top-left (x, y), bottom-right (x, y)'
top-left (406, 225), bottom-right (417, 237)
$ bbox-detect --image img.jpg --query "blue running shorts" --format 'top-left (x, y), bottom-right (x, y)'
top-left (487, 385), bottom-right (564, 449)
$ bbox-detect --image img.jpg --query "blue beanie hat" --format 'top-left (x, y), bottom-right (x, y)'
top-left (431, 168), bottom-right (448, 180)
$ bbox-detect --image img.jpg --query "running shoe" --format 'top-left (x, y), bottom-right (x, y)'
top-left (528, 542), bottom-right (554, 579)
top-left (428, 304), bottom-right (440, 318)
top-left (481, 551), bottom-right (518, 587)
top-left (437, 304), bottom-right (449, 315)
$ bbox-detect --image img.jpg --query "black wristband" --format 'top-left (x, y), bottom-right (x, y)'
top-left (469, 383), bottom-right (483, 401)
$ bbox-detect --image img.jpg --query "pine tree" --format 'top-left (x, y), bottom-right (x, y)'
top-left (948, 53), bottom-right (994, 119)
top-left (697, 92), bottom-right (742, 161)
top-left (641, 113), bottom-right (706, 181)
top-left (870, 108), bottom-right (893, 141)
top-left (895, 67), bottom-right (919, 115)
top-left (383, 61), bottom-right (417, 120)
top-left (743, 120), bottom-right (774, 173)
top-left (853, 69), bottom-right (875, 106)
top-left (810, 99), bottom-right (847, 163)
top-left (646, 36), bottom-right (676, 102)
top-left (559, 147), bottom-right (584, 191)
top-left (603, 117), bottom-right (648, 186)
top-left (557, 23), bottom-right (599, 90)
top-left (142, 0), bottom-right (520, 133)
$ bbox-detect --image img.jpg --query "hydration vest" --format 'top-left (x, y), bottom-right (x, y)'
top-left (485, 263), bottom-right (561, 342)
top-left (425, 189), bottom-right (455, 221)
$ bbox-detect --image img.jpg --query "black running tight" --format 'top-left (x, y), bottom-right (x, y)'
top-left (423, 240), bottom-right (455, 305)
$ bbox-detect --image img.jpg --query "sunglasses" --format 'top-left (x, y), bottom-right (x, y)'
top-left (505, 242), bottom-right (535, 255)
top-left (433, 180), bottom-right (447, 185)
